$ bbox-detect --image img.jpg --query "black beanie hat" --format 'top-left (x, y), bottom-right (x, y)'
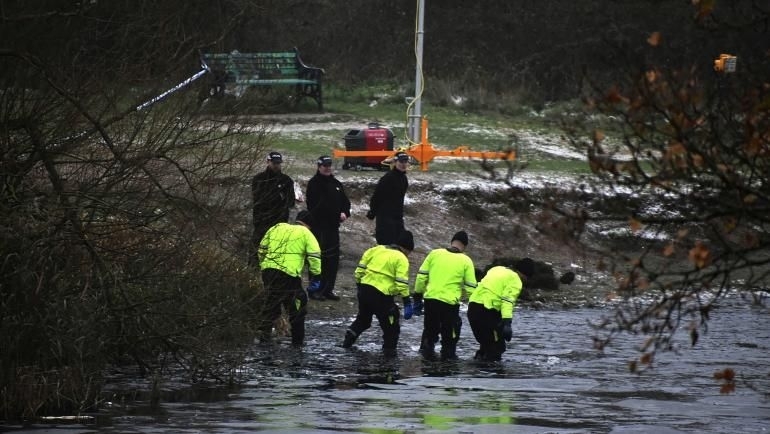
top-left (396, 230), bottom-right (415, 251)
top-left (451, 230), bottom-right (469, 246)
top-left (296, 210), bottom-right (314, 228)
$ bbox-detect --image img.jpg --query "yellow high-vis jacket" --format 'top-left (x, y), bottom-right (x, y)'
top-left (468, 265), bottom-right (523, 320)
top-left (355, 245), bottom-right (410, 297)
top-left (414, 247), bottom-right (477, 305)
top-left (259, 222), bottom-right (321, 277)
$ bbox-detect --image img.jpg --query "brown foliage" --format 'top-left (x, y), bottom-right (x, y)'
top-left (554, 2), bottom-right (770, 386)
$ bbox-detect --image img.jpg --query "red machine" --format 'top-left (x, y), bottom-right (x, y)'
top-left (333, 117), bottom-right (516, 171)
top-left (341, 122), bottom-right (394, 170)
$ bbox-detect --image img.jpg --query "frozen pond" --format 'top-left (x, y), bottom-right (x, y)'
top-left (7, 299), bottom-right (768, 433)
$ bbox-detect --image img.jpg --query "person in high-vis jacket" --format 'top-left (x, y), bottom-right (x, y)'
top-left (258, 210), bottom-right (322, 346)
top-left (467, 258), bottom-right (535, 362)
top-left (342, 231), bottom-right (415, 357)
top-left (413, 230), bottom-right (477, 360)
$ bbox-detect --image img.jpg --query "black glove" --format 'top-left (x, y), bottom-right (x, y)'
top-left (501, 319), bottom-right (512, 342)
top-left (366, 210), bottom-right (376, 220)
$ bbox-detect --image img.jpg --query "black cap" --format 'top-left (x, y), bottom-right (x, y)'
top-left (515, 257), bottom-right (536, 279)
top-left (317, 155), bottom-right (333, 166)
top-left (396, 230), bottom-right (414, 251)
top-left (394, 151), bottom-right (409, 162)
top-left (451, 230), bottom-right (469, 246)
top-left (267, 151), bottom-right (283, 163)
top-left (296, 210), bottom-right (314, 228)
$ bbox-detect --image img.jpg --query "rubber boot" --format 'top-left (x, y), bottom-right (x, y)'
top-left (440, 343), bottom-right (458, 361)
top-left (342, 329), bottom-right (357, 348)
top-left (419, 339), bottom-right (436, 360)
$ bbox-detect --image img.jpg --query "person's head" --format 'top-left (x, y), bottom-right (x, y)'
top-left (295, 210), bottom-right (314, 229)
top-left (316, 155), bottom-right (333, 176)
top-left (393, 151), bottom-right (409, 172)
top-left (396, 230), bottom-right (415, 255)
top-left (515, 257), bottom-right (536, 282)
top-left (450, 230), bottom-right (469, 251)
top-left (267, 151), bottom-right (283, 173)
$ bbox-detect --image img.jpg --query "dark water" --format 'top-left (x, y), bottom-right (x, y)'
top-left (5, 298), bottom-right (769, 433)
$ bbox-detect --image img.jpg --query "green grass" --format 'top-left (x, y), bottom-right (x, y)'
top-left (524, 159), bottom-right (591, 174)
top-left (257, 82), bottom-right (596, 176)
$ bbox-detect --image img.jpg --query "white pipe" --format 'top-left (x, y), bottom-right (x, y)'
top-left (409, 0), bottom-right (426, 143)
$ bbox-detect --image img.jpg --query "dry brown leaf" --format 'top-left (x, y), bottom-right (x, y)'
top-left (688, 241), bottom-right (711, 269)
top-left (593, 129), bottom-right (605, 144)
top-left (663, 243), bottom-right (675, 257)
top-left (646, 32), bottom-right (661, 47)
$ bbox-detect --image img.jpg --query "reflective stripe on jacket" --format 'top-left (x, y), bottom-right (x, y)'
top-left (414, 247), bottom-right (477, 305)
top-left (259, 222), bottom-right (321, 277)
top-left (354, 245), bottom-right (410, 297)
top-left (467, 265), bottom-right (522, 319)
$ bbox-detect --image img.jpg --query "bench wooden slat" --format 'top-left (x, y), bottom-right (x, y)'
top-left (201, 48), bottom-right (324, 110)
top-left (236, 79), bottom-right (317, 85)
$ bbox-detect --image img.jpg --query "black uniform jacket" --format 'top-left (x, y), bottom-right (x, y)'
top-left (251, 169), bottom-right (295, 226)
top-left (369, 169), bottom-right (408, 218)
top-left (306, 172), bottom-right (351, 229)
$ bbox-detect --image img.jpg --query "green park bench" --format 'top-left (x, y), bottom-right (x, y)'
top-left (201, 48), bottom-right (324, 110)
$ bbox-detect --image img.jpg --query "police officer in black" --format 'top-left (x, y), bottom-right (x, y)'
top-left (366, 151), bottom-right (409, 245)
top-left (251, 151), bottom-right (295, 263)
top-left (305, 155), bottom-right (351, 301)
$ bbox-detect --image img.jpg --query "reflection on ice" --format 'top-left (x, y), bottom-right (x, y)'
top-left (20, 304), bottom-right (764, 434)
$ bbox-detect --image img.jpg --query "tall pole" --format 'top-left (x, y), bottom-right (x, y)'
top-left (409, 0), bottom-right (426, 144)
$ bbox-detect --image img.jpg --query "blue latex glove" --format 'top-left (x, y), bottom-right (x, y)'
top-left (412, 294), bottom-right (423, 316)
top-left (403, 303), bottom-right (414, 320)
top-left (501, 319), bottom-right (513, 342)
top-left (308, 277), bottom-right (322, 293)
top-left (403, 297), bottom-right (413, 320)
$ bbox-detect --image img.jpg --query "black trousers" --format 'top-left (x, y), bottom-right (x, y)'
top-left (349, 284), bottom-right (401, 350)
top-left (420, 299), bottom-right (462, 357)
top-left (467, 301), bottom-right (506, 361)
top-left (375, 215), bottom-right (404, 246)
top-left (312, 225), bottom-right (340, 296)
top-left (260, 268), bottom-right (308, 345)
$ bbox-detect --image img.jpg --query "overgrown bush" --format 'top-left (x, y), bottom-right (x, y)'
top-left (0, 72), bottom-right (268, 421)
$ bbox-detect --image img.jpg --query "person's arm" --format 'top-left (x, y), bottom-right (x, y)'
top-left (414, 252), bottom-right (432, 295)
top-left (285, 176), bottom-right (297, 209)
top-left (340, 181), bottom-right (351, 219)
top-left (251, 173), bottom-right (263, 207)
top-left (354, 247), bottom-right (373, 283)
top-left (306, 177), bottom-right (319, 213)
top-left (500, 273), bottom-right (522, 320)
top-left (462, 258), bottom-right (478, 298)
top-left (368, 174), bottom-right (388, 217)
top-left (394, 254), bottom-right (410, 298)
top-left (304, 228), bottom-right (322, 276)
